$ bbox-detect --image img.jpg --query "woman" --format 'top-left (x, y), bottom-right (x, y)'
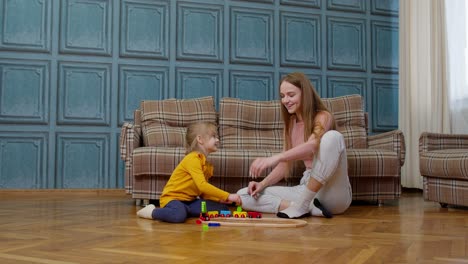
top-left (237, 72), bottom-right (352, 219)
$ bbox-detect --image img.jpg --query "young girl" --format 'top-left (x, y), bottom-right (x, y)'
top-left (137, 122), bottom-right (241, 223)
top-left (237, 72), bottom-right (352, 219)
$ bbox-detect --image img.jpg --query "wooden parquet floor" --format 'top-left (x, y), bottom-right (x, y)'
top-left (0, 190), bottom-right (467, 264)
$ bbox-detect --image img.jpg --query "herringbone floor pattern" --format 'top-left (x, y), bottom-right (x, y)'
top-left (0, 190), bottom-right (466, 264)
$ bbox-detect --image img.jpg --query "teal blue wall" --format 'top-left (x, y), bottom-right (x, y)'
top-left (0, 0), bottom-right (398, 189)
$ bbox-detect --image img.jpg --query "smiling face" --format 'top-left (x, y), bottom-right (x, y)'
top-left (196, 124), bottom-right (219, 155)
top-left (186, 122), bottom-right (219, 155)
top-left (280, 81), bottom-right (303, 121)
top-left (201, 129), bottom-right (219, 154)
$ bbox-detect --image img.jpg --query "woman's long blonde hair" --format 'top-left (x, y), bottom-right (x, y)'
top-left (185, 122), bottom-right (217, 155)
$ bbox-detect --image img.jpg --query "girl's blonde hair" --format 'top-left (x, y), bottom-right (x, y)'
top-left (279, 72), bottom-right (336, 176)
top-left (185, 121), bottom-right (218, 154)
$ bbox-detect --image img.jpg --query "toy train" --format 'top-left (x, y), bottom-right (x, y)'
top-left (201, 208), bottom-right (262, 220)
top-left (203, 210), bottom-right (262, 219)
top-left (207, 210), bottom-right (232, 218)
top-left (198, 202), bottom-right (262, 224)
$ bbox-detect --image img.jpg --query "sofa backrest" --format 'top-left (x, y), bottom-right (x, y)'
top-left (139, 96), bottom-right (217, 147)
top-left (219, 97), bottom-right (283, 149)
top-left (218, 94), bottom-right (367, 150)
top-left (136, 94), bottom-right (367, 149)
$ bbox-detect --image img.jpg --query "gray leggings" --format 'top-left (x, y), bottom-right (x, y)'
top-left (237, 130), bottom-right (352, 215)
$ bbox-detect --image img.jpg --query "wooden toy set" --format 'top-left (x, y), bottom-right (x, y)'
top-left (196, 201), bottom-right (307, 228)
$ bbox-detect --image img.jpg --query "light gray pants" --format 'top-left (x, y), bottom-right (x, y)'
top-left (237, 130), bottom-right (352, 215)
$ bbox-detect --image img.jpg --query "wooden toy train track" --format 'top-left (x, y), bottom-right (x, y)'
top-left (200, 217), bottom-right (307, 228)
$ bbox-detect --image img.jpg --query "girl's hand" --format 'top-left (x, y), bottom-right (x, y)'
top-left (227, 193), bottom-right (242, 205)
top-left (248, 181), bottom-right (265, 199)
top-left (249, 155), bottom-right (281, 178)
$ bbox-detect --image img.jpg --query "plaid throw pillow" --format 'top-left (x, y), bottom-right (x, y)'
top-left (140, 96), bottom-right (217, 147)
top-left (323, 95), bottom-right (367, 148)
top-left (219, 97), bottom-right (283, 149)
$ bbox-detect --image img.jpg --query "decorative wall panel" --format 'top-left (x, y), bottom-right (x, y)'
top-left (176, 67), bottom-right (222, 101)
top-left (230, 70), bottom-right (274, 100)
top-left (327, 76), bottom-right (366, 98)
top-left (280, 0), bottom-right (321, 9)
top-left (0, 133), bottom-right (47, 188)
top-left (371, 0), bottom-right (399, 16)
top-left (230, 7), bottom-right (273, 65)
top-left (327, 0), bottom-right (365, 13)
top-left (372, 78), bottom-right (398, 131)
top-left (372, 20), bottom-right (398, 73)
top-left (234, 0), bottom-right (274, 4)
top-left (177, 2), bottom-right (223, 62)
top-left (120, 0), bottom-right (169, 59)
top-left (327, 16), bottom-right (366, 71)
top-left (0, 60), bottom-right (49, 124)
top-left (56, 133), bottom-right (109, 188)
top-left (118, 64), bottom-right (168, 124)
top-left (280, 11), bottom-right (321, 68)
top-left (59, 0), bottom-right (112, 56)
top-left (0, 0), bottom-right (51, 52)
top-left (57, 62), bottom-right (110, 125)
top-left (307, 74), bottom-right (323, 97)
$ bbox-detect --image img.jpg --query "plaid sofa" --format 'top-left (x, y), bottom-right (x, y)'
top-left (120, 95), bottom-right (406, 205)
top-left (419, 132), bottom-right (468, 207)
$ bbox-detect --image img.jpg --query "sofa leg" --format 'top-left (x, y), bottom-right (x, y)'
top-left (440, 203), bottom-right (448, 208)
top-left (135, 199), bottom-right (150, 207)
top-left (135, 199), bottom-right (142, 206)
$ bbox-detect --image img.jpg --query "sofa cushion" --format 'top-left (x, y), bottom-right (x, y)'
top-left (140, 96), bottom-right (217, 147)
top-left (420, 150), bottom-right (468, 180)
top-left (219, 97), bottom-right (283, 149)
top-left (323, 95), bottom-right (367, 149)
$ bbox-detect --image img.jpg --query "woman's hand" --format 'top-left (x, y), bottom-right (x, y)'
top-left (249, 155), bottom-right (281, 178)
top-left (248, 181), bottom-right (265, 199)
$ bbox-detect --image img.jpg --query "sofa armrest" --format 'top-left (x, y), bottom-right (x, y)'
top-left (368, 130), bottom-right (406, 166)
top-left (419, 132), bottom-right (468, 153)
top-left (119, 122), bottom-right (142, 161)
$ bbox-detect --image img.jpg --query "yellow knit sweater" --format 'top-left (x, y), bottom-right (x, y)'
top-left (159, 151), bottom-right (230, 208)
